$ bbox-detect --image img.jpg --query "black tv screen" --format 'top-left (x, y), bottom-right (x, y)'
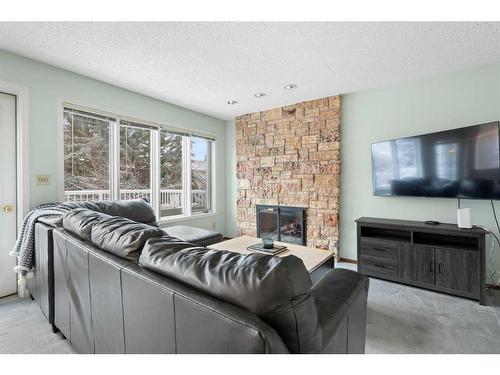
top-left (371, 122), bottom-right (500, 199)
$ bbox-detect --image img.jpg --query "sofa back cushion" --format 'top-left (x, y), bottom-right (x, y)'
top-left (62, 208), bottom-right (164, 260)
top-left (141, 236), bottom-right (200, 257)
top-left (138, 243), bottom-right (322, 353)
top-left (65, 199), bottom-right (158, 226)
top-left (90, 216), bottom-right (164, 260)
top-left (63, 209), bottom-right (111, 241)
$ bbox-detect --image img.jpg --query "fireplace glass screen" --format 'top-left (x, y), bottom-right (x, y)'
top-left (256, 205), bottom-right (306, 246)
top-left (258, 208), bottom-right (279, 240)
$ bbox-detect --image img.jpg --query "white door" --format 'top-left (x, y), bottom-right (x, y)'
top-left (0, 92), bottom-right (17, 297)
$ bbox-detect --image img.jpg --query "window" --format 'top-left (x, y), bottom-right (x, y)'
top-left (63, 108), bottom-right (114, 202)
top-left (160, 131), bottom-right (185, 218)
top-left (62, 105), bottom-right (215, 220)
top-left (120, 121), bottom-right (153, 201)
top-left (191, 136), bottom-right (212, 213)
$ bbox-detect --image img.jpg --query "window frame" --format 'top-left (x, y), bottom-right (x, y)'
top-left (118, 120), bottom-right (156, 213)
top-left (190, 136), bottom-right (214, 215)
top-left (59, 102), bottom-right (216, 223)
top-left (62, 107), bottom-right (116, 200)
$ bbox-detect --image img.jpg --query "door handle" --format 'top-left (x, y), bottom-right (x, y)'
top-left (2, 205), bottom-right (14, 214)
top-left (430, 261), bottom-right (435, 273)
top-left (438, 263), bottom-right (443, 274)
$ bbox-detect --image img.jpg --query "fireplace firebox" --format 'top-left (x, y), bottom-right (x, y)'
top-left (256, 205), bottom-right (306, 246)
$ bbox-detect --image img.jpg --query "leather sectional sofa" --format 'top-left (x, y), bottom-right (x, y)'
top-left (27, 199), bottom-right (222, 328)
top-left (30, 200), bottom-right (370, 354)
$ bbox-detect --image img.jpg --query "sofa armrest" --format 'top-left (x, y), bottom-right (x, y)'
top-left (311, 268), bottom-right (369, 353)
top-left (37, 215), bottom-right (63, 228)
top-left (121, 264), bottom-right (290, 353)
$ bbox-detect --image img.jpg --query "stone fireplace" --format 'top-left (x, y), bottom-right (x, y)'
top-left (235, 95), bottom-right (341, 256)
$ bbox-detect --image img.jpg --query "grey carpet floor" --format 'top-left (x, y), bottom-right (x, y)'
top-left (0, 294), bottom-right (75, 354)
top-left (0, 262), bottom-right (499, 354)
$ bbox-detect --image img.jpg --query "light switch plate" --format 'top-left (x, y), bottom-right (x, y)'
top-left (36, 175), bottom-right (51, 186)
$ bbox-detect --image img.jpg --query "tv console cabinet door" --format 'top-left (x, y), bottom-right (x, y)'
top-left (435, 248), bottom-right (479, 296)
top-left (400, 245), bottom-right (435, 286)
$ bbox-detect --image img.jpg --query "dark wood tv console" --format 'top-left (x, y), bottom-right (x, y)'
top-left (356, 217), bottom-right (487, 305)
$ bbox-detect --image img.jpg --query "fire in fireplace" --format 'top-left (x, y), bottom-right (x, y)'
top-left (256, 205), bottom-right (306, 246)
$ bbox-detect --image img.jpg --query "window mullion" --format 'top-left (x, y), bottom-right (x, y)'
top-left (184, 136), bottom-right (192, 216)
top-left (111, 120), bottom-right (120, 201)
top-left (208, 140), bottom-right (214, 212)
top-left (151, 129), bottom-right (160, 219)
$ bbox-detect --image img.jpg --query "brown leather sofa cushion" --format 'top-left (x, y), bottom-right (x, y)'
top-left (139, 242), bottom-right (322, 353)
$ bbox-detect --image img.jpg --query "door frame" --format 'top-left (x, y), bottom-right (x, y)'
top-left (0, 80), bottom-right (30, 227)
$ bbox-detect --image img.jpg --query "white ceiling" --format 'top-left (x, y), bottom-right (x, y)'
top-left (0, 22), bottom-right (499, 120)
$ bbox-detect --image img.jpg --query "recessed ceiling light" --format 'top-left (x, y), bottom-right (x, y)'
top-left (254, 93), bottom-right (266, 98)
top-left (284, 84), bottom-right (297, 90)
top-left (227, 100), bottom-right (238, 105)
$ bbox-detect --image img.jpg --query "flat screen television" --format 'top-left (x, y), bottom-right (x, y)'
top-left (371, 121), bottom-right (500, 199)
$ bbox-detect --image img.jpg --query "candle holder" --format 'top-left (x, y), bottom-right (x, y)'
top-left (262, 238), bottom-right (274, 249)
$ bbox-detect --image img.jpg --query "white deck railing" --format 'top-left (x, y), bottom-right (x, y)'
top-left (64, 189), bottom-right (207, 209)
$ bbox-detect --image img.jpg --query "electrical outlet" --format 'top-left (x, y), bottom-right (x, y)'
top-left (212, 222), bottom-right (216, 229)
top-left (36, 175), bottom-right (51, 186)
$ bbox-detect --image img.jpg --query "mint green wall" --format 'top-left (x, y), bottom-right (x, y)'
top-left (225, 120), bottom-right (237, 237)
top-left (0, 49), bottom-right (228, 234)
top-left (341, 62), bottom-right (500, 282)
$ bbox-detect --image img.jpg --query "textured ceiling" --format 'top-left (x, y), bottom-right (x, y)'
top-left (0, 22), bottom-right (499, 120)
